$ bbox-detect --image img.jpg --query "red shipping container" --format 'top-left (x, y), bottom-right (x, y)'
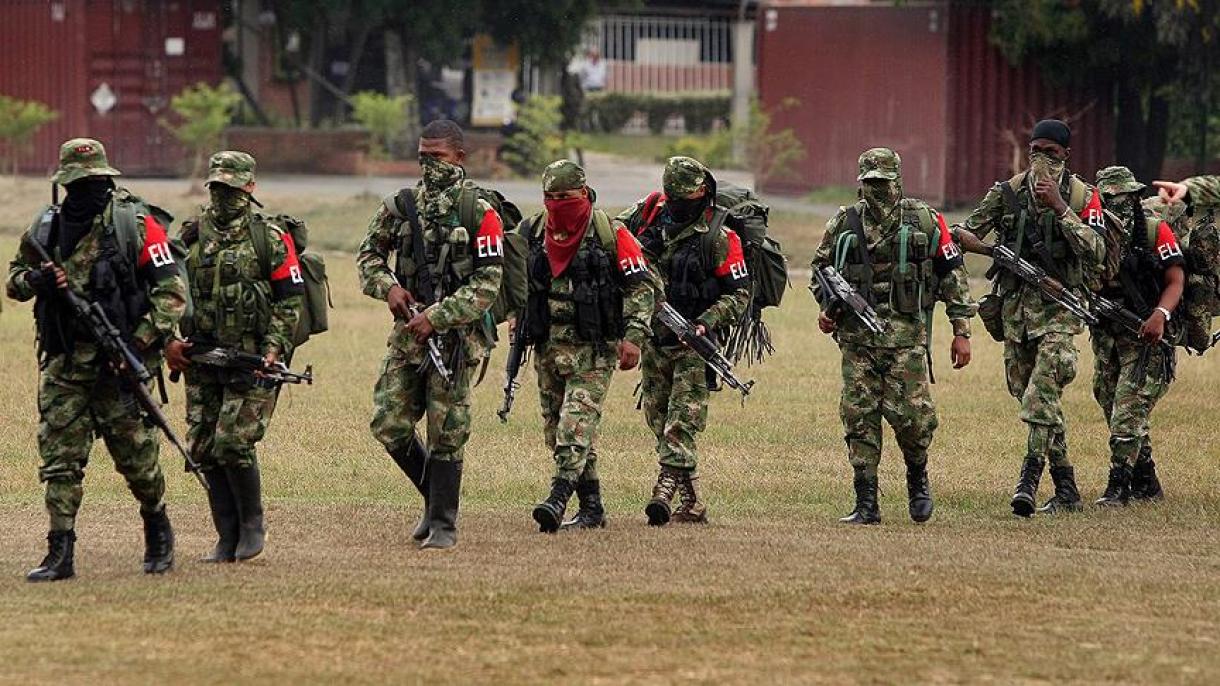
top-left (0, 0), bottom-right (223, 177)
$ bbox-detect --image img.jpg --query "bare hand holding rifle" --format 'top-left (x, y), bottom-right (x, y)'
top-left (810, 265), bottom-right (886, 335)
top-left (23, 234), bottom-right (208, 491)
top-left (952, 227), bottom-right (1097, 325)
top-left (388, 275), bottom-right (454, 387)
top-left (168, 341), bottom-right (314, 385)
top-left (657, 302), bottom-right (754, 400)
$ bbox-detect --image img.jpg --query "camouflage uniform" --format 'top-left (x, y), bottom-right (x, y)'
top-left (957, 132), bottom-right (1105, 517)
top-left (7, 139), bottom-right (186, 580)
top-left (178, 151), bottom-right (305, 562)
top-left (1090, 167), bottom-right (1184, 505)
top-left (618, 157), bottom-right (750, 526)
top-left (812, 148), bottom-right (976, 524)
top-left (357, 156), bottom-right (504, 549)
top-left (523, 160), bottom-right (655, 531)
top-left (1182, 175), bottom-right (1220, 209)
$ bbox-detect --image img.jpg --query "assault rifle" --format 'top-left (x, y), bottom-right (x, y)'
top-left (1089, 296), bottom-right (1174, 352)
top-left (954, 228), bottom-right (1098, 325)
top-left (811, 266), bottom-right (886, 335)
top-left (497, 312), bottom-right (529, 422)
top-left (179, 342), bottom-right (314, 384)
top-left (408, 303), bottom-right (454, 387)
top-left (23, 233), bottom-right (208, 491)
top-left (657, 302), bottom-right (754, 400)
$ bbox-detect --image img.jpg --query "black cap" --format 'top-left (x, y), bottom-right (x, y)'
top-left (1031, 119), bottom-right (1071, 147)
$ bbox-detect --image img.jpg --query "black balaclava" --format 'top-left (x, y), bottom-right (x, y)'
top-left (59, 176), bottom-right (114, 256)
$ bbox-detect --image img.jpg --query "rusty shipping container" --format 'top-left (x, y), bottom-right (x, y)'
top-left (0, 0), bottom-right (223, 177)
top-left (757, 1), bottom-right (1115, 206)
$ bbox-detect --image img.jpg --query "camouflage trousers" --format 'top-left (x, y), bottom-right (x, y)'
top-left (535, 340), bottom-right (616, 483)
top-left (1091, 329), bottom-right (1173, 468)
top-left (839, 344), bottom-right (938, 479)
top-left (370, 343), bottom-right (477, 462)
top-left (36, 359), bottom-right (167, 531)
top-left (185, 368), bottom-right (279, 470)
top-left (1004, 332), bottom-right (1078, 467)
top-left (641, 341), bottom-right (707, 470)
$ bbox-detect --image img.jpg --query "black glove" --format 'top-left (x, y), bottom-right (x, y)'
top-left (25, 266), bottom-right (59, 296)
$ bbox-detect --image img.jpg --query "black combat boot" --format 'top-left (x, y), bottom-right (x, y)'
top-left (201, 469), bottom-right (239, 563)
top-left (905, 463), bottom-right (934, 523)
top-left (672, 472), bottom-right (708, 523)
top-left (1036, 465), bottom-right (1083, 514)
top-left (645, 465), bottom-right (683, 526)
top-left (227, 463), bottom-right (266, 561)
top-left (1130, 449), bottom-right (1163, 501)
top-left (389, 433), bottom-right (431, 540)
top-left (141, 506), bottom-right (175, 574)
top-left (561, 480), bottom-right (607, 530)
top-left (533, 478), bottom-right (577, 533)
top-left (1095, 463), bottom-right (1133, 507)
top-left (1010, 455), bottom-right (1045, 518)
top-left (839, 469), bottom-right (880, 525)
top-left (26, 530), bottom-right (76, 583)
top-left (421, 460), bottom-right (462, 550)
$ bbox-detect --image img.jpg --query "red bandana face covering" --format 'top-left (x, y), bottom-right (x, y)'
top-left (544, 196), bottom-right (593, 277)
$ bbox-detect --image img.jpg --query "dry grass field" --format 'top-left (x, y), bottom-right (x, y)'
top-left (0, 177), bottom-right (1217, 684)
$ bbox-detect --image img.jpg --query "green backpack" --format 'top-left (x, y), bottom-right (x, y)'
top-left (716, 182), bottom-right (788, 364)
top-left (249, 214), bottom-right (331, 348)
top-left (1151, 201), bottom-right (1220, 354)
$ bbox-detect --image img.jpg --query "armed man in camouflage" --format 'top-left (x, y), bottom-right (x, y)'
top-left (165, 152), bottom-right (305, 563)
top-left (6, 138), bottom-right (186, 581)
top-left (1089, 166), bottom-right (1184, 506)
top-left (813, 148), bottom-right (975, 524)
top-left (357, 120), bottom-right (505, 549)
top-left (519, 160), bottom-right (655, 532)
top-left (618, 156), bottom-right (749, 526)
top-left (954, 120), bottom-right (1106, 517)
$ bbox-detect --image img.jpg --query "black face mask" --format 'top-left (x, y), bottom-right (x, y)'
top-left (667, 195), bottom-right (707, 226)
top-left (61, 177), bottom-right (114, 224)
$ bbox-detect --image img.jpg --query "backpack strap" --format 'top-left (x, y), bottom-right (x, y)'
top-left (248, 215), bottom-right (273, 279)
top-left (458, 181), bottom-right (480, 230)
top-left (843, 205), bottom-right (875, 305)
top-left (638, 191), bottom-right (665, 235)
top-left (591, 209), bottom-right (616, 252)
top-left (1067, 175), bottom-right (1090, 213)
top-left (110, 198), bottom-right (142, 267)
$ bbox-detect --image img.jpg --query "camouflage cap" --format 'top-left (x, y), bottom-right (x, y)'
top-left (542, 159), bottom-right (586, 192)
top-left (51, 138), bottom-right (121, 185)
top-left (662, 156), bottom-right (708, 197)
top-left (1096, 165), bottom-right (1145, 195)
top-left (858, 147), bottom-right (901, 181)
top-left (206, 150), bottom-right (257, 189)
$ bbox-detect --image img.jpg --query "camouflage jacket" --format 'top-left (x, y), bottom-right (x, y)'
top-left (180, 207), bottom-right (304, 357)
top-left (813, 199), bottom-right (975, 348)
top-left (957, 171), bottom-right (1105, 341)
top-left (1185, 176), bottom-right (1220, 211)
top-left (357, 182), bottom-right (504, 362)
top-left (7, 189), bottom-right (187, 377)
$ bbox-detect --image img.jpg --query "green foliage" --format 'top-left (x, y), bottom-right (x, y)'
top-left (740, 97), bottom-right (806, 188)
top-left (501, 96), bottom-right (567, 177)
top-left (351, 91), bottom-right (413, 160)
top-left (662, 132), bottom-right (734, 169)
top-left (161, 82), bottom-right (241, 179)
top-left (585, 92), bottom-right (731, 134)
top-left (0, 95), bottom-right (58, 175)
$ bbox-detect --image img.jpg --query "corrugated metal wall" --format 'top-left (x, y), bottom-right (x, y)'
top-left (0, 0), bottom-right (222, 177)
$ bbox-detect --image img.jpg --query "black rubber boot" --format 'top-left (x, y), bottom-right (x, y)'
top-left (389, 433), bottom-right (431, 540)
top-left (672, 472), bottom-right (708, 523)
top-left (839, 469), bottom-right (881, 525)
top-left (201, 469), bottom-right (239, 563)
top-left (141, 506), bottom-right (175, 574)
top-left (645, 465), bottom-right (683, 526)
top-left (1095, 463), bottom-right (1133, 507)
top-left (227, 463), bottom-right (266, 561)
top-left (1130, 450), bottom-right (1163, 501)
top-left (561, 480), bottom-right (607, 530)
top-left (27, 530), bottom-right (76, 582)
top-left (1010, 455), bottom-right (1045, 518)
top-left (905, 463), bottom-right (934, 523)
top-left (532, 478), bottom-right (577, 533)
top-left (421, 460), bottom-right (462, 550)
top-left (1036, 465), bottom-right (1083, 514)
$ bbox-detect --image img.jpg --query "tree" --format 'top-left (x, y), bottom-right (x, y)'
top-left (0, 95), bottom-right (58, 176)
top-left (160, 82), bottom-right (242, 185)
top-left (989, 0), bottom-right (1220, 180)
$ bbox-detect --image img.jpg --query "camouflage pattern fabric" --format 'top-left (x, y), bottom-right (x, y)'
top-left (36, 357), bottom-right (167, 531)
top-left (1184, 176), bottom-right (1220, 209)
top-left (1096, 166), bottom-right (1145, 196)
top-left (185, 368), bottom-right (278, 469)
top-left (839, 344), bottom-right (937, 479)
top-left (1003, 332), bottom-right (1078, 467)
top-left (1091, 329), bottom-right (1172, 469)
top-left (542, 159), bottom-right (587, 192)
top-left (640, 341), bottom-right (707, 470)
top-left (857, 147), bottom-right (902, 181)
top-left (534, 341), bottom-right (616, 482)
top-left (206, 150), bottom-right (256, 188)
top-left (50, 138), bottom-right (121, 185)
top-left (371, 345), bottom-right (478, 461)
top-left (662, 156), bottom-right (706, 196)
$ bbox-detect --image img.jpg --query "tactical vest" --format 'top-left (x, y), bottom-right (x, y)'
top-left (639, 211), bottom-right (725, 323)
top-left (524, 210), bottom-right (624, 345)
top-left (385, 186), bottom-right (478, 306)
top-left (994, 172), bottom-right (1094, 290)
top-left (833, 200), bottom-right (939, 316)
top-left (182, 214), bottom-right (278, 349)
top-left (1102, 205), bottom-right (1165, 317)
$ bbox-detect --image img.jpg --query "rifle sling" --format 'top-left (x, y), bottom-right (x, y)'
top-left (844, 207), bottom-right (875, 305)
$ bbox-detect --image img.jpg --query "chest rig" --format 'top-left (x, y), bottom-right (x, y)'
top-left (833, 200), bottom-right (937, 316)
top-left (390, 186), bottom-right (477, 306)
top-left (992, 173), bottom-right (1092, 290)
top-left (524, 211), bottom-right (624, 345)
top-left (640, 210), bottom-right (725, 323)
top-left (185, 215), bottom-right (273, 348)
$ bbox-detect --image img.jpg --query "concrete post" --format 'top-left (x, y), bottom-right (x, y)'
top-left (731, 19), bottom-right (754, 167)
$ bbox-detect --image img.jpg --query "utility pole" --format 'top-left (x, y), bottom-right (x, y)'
top-left (731, 0), bottom-right (755, 168)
